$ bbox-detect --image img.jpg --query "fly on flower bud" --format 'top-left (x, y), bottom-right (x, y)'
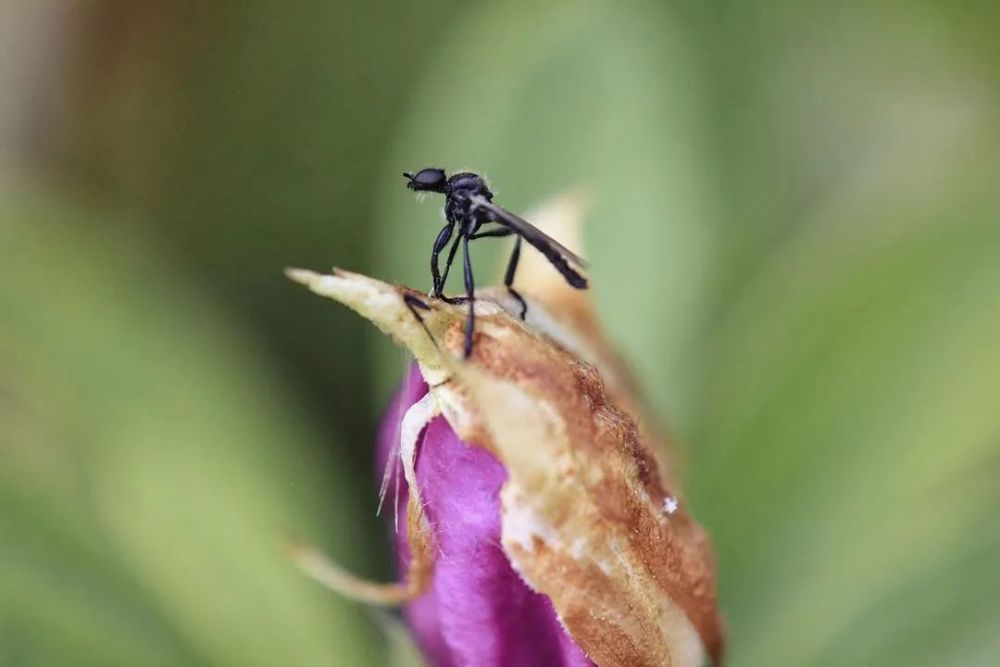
top-left (403, 167), bottom-right (590, 358)
top-left (287, 193), bottom-right (724, 667)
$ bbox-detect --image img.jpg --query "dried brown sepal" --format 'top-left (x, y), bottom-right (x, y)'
top-left (286, 267), bottom-right (437, 606)
top-left (286, 260), bottom-right (724, 666)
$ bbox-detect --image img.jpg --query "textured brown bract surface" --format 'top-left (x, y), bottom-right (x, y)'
top-left (286, 194), bottom-right (724, 666)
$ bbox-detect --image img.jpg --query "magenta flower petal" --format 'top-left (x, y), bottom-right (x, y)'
top-left (379, 365), bottom-right (593, 667)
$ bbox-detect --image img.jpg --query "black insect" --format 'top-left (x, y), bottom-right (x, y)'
top-left (403, 167), bottom-right (589, 357)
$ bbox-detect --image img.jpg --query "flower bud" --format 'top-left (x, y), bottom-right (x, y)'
top-left (288, 194), bottom-right (724, 666)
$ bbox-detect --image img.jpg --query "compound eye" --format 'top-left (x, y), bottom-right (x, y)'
top-left (409, 167), bottom-right (446, 190)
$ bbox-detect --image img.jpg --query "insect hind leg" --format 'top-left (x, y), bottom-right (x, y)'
top-left (503, 236), bottom-right (527, 320)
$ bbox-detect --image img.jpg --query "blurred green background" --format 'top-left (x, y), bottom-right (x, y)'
top-left (2, 1), bottom-right (999, 665)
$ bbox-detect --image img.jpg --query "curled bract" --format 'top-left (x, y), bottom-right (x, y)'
top-left (288, 194), bottom-right (724, 666)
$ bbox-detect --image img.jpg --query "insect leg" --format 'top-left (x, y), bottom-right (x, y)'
top-left (469, 227), bottom-right (514, 240)
top-left (436, 233), bottom-right (463, 298)
top-left (503, 236), bottom-right (528, 320)
top-left (468, 226), bottom-right (525, 318)
top-left (403, 293), bottom-right (442, 354)
top-left (430, 223), bottom-right (454, 297)
top-left (404, 293), bottom-right (431, 312)
top-left (461, 234), bottom-right (476, 358)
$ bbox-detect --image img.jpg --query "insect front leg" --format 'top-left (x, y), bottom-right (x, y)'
top-left (436, 234), bottom-right (463, 300)
top-left (430, 223), bottom-right (455, 297)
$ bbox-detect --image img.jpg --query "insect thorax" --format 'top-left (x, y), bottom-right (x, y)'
top-left (446, 172), bottom-right (491, 197)
top-left (445, 172), bottom-right (493, 228)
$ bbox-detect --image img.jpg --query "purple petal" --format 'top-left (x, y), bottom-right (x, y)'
top-left (378, 364), bottom-right (593, 667)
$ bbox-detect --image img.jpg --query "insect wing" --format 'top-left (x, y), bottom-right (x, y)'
top-left (470, 196), bottom-right (590, 269)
